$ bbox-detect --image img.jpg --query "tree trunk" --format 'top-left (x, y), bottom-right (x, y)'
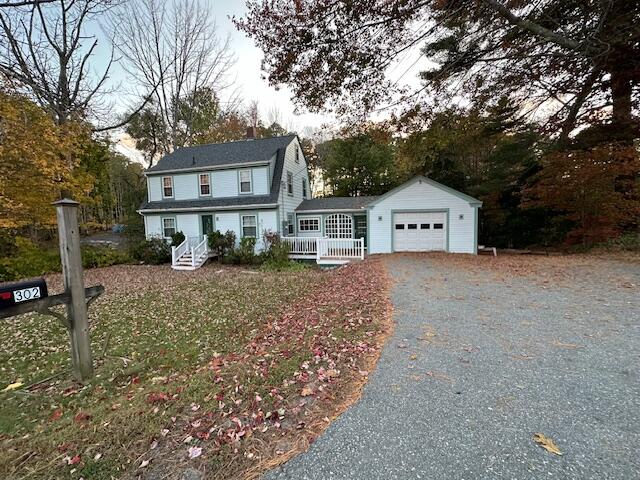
top-left (609, 67), bottom-right (634, 141)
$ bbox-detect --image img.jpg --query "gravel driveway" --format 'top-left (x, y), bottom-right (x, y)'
top-left (266, 253), bottom-right (640, 480)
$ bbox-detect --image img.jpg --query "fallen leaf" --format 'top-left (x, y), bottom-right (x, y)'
top-left (188, 446), bottom-right (202, 459)
top-left (3, 381), bottom-right (23, 392)
top-left (68, 455), bottom-right (81, 465)
top-left (49, 409), bottom-right (63, 421)
top-left (533, 433), bottom-right (562, 455)
top-left (301, 386), bottom-right (313, 397)
top-left (409, 354), bottom-right (417, 360)
top-left (139, 459), bottom-right (150, 468)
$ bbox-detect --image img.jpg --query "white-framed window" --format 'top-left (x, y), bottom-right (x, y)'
top-left (298, 217), bottom-right (320, 232)
top-left (199, 173), bottom-right (210, 196)
top-left (286, 213), bottom-right (294, 235)
top-left (162, 217), bottom-right (176, 238)
top-left (325, 214), bottom-right (352, 238)
top-left (239, 170), bottom-right (252, 194)
top-left (302, 178), bottom-right (308, 198)
top-left (241, 215), bottom-right (257, 238)
top-left (286, 171), bottom-right (293, 195)
top-left (162, 176), bottom-right (173, 198)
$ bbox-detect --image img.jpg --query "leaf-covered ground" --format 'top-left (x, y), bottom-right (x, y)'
top-left (0, 260), bottom-right (391, 479)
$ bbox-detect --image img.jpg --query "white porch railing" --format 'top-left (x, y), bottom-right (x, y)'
top-left (172, 238), bottom-right (189, 265)
top-left (282, 237), bottom-right (364, 263)
top-left (192, 236), bottom-right (208, 267)
top-left (317, 238), bottom-right (364, 261)
top-left (282, 237), bottom-right (318, 256)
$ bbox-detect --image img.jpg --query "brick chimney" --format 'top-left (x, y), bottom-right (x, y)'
top-left (246, 126), bottom-right (257, 140)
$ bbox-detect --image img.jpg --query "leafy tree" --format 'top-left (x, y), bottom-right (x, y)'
top-left (0, 91), bottom-right (87, 230)
top-left (237, 1), bottom-right (639, 143)
top-left (320, 127), bottom-right (397, 196)
top-left (523, 136), bottom-right (640, 246)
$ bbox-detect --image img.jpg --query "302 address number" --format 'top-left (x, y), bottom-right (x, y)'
top-left (13, 287), bottom-right (41, 303)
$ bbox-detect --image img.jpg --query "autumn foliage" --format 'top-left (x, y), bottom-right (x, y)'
top-left (524, 143), bottom-right (640, 245)
top-left (0, 91), bottom-right (89, 229)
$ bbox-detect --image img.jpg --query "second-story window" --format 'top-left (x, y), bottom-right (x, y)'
top-left (199, 173), bottom-right (210, 196)
top-left (302, 178), bottom-right (307, 198)
top-left (287, 171), bottom-right (293, 195)
top-left (295, 147), bottom-right (300, 163)
top-left (162, 176), bottom-right (173, 198)
top-left (239, 170), bottom-right (252, 193)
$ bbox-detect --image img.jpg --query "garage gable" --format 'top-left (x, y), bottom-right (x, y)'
top-left (368, 176), bottom-right (482, 208)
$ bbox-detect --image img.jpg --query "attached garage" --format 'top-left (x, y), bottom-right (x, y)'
top-left (368, 176), bottom-right (482, 255)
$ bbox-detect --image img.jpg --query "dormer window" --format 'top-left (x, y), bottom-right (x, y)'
top-left (199, 173), bottom-right (210, 196)
top-left (162, 176), bottom-right (173, 198)
top-left (239, 170), bottom-right (252, 194)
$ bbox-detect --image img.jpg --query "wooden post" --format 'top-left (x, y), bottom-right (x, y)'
top-left (53, 199), bottom-right (94, 381)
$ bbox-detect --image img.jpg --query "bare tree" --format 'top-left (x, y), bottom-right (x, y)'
top-left (0, 1), bottom-right (55, 8)
top-left (0, 0), bottom-right (118, 124)
top-left (110, 0), bottom-right (235, 153)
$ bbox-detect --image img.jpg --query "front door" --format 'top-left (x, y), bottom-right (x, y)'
top-left (354, 214), bottom-right (367, 248)
top-left (201, 214), bottom-right (214, 236)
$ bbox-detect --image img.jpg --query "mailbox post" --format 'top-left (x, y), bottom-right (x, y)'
top-left (53, 199), bottom-right (94, 381)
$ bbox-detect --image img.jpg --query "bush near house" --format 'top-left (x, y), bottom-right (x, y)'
top-left (170, 231), bottom-right (186, 247)
top-left (129, 236), bottom-right (171, 265)
top-left (207, 230), bottom-right (236, 258)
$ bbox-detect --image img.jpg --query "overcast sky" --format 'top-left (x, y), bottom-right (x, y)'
top-left (92, 0), bottom-right (334, 135)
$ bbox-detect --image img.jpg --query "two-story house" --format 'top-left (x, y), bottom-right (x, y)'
top-left (139, 132), bottom-right (309, 258)
top-left (139, 130), bottom-right (482, 269)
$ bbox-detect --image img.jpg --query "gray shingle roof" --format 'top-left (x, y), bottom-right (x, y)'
top-left (295, 196), bottom-right (379, 212)
top-left (139, 143), bottom-right (286, 211)
top-left (146, 134), bottom-right (296, 173)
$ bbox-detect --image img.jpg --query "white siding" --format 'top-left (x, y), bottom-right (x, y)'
top-left (368, 179), bottom-right (477, 254)
top-left (148, 176), bottom-right (162, 201)
top-left (215, 212), bottom-right (241, 242)
top-left (253, 166), bottom-right (269, 195)
top-left (256, 210), bottom-right (278, 251)
top-left (212, 170), bottom-right (238, 198)
top-left (145, 215), bottom-right (162, 238)
top-left (174, 174), bottom-right (197, 200)
top-left (280, 138), bottom-right (310, 236)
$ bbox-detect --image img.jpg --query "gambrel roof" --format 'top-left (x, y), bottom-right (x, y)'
top-left (145, 134), bottom-right (297, 174)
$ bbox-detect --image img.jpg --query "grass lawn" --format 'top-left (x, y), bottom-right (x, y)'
top-left (0, 260), bottom-right (390, 479)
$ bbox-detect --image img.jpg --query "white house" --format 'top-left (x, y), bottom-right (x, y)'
top-left (139, 131), bottom-right (482, 269)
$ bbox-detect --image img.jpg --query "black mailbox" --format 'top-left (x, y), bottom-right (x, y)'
top-left (0, 278), bottom-right (48, 309)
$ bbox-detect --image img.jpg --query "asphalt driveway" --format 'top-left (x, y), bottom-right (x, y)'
top-left (266, 253), bottom-right (640, 480)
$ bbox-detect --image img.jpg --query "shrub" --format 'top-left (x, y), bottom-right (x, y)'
top-left (170, 230), bottom-right (186, 247)
top-left (225, 237), bottom-right (257, 265)
top-left (0, 237), bottom-right (60, 282)
top-left (260, 230), bottom-right (291, 270)
top-left (130, 236), bottom-right (171, 265)
top-left (208, 230), bottom-right (236, 258)
top-left (82, 245), bottom-right (132, 269)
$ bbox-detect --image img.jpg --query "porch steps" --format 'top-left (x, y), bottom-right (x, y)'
top-left (171, 251), bottom-right (208, 271)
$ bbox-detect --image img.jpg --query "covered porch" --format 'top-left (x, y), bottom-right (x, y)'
top-left (289, 197), bottom-right (375, 264)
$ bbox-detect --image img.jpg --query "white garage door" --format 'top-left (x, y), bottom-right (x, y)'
top-left (393, 212), bottom-right (446, 252)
